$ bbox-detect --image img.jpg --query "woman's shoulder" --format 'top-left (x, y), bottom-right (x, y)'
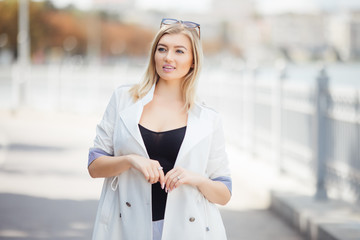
top-left (196, 98), bottom-right (217, 112)
top-left (106, 84), bottom-right (136, 110)
top-left (195, 100), bottom-right (221, 120)
top-left (113, 84), bottom-right (134, 95)
top-left (111, 84), bottom-right (135, 100)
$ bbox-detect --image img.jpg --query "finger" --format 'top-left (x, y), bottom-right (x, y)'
top-left (164, 168), bottom-right (175, 182)
top-left (142, 168), bottom-right (150, 182)
top-left (169, 176), bottom-right (179, 191)
top-left (164, 169), bottom-right (173, 188)
top-left (165, 169), bottom-right (178, 191)
top-left (152, 166), bottom-right (160, 184)
top-left (158, 168), bottom-right (165, 189)
top-left (174, 174), bottom-right (184, 188)
top-left (169, 172), bottom-right (181, 191)
top-left (153, 163), bottom-right (164, 187)
top-left (171, 168), bottom-right (185, 190)
top-left (148, 167), bottom-right (155, 183)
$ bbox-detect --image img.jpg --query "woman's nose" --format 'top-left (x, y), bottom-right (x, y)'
top-left (164, 51), bottom-right (173, 62)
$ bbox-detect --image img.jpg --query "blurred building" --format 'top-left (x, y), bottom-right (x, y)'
top-left (328, 11), bottom-right (360, 61)
top-left (263, 13), bottom-right (327, 62)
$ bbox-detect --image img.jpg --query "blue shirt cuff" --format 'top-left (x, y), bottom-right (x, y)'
top-left (211, 176), bottom-right (232, 195)
top-left (88, 148), bottom-right (112, 166)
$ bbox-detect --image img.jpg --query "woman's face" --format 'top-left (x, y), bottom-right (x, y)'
top-left (154, 33), bottom-right (194, 84)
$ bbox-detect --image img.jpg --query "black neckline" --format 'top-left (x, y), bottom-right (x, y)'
top-left (138, 124), bottom-right (186, 134)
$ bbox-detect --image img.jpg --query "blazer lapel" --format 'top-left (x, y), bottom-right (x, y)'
top-left (119, 85), bottom-right (156, 156)
top-left (175, 103), bottom-right (212, 166)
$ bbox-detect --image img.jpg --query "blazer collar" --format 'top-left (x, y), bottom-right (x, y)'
top-left (119, 84), bottom-right (209, 161)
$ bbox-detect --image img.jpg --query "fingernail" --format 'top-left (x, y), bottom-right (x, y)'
top-left (161, 183), bottom-right (165, 189)
top-left (165, 187), bottom-right (168, 193)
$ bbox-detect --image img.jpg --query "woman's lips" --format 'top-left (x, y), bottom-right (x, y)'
top-left (163, 64), bottom-right (175, 73)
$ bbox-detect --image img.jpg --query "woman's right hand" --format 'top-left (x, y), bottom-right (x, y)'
top-left (127, 154), bottom-right (165, 187)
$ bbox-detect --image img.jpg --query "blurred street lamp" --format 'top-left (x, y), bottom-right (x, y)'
top-left (87, 9), bottom-right (101, 65)
top-left (13, 0), bottom-right (31, 110)
top-left (18, 0), bottom-right (30, 66)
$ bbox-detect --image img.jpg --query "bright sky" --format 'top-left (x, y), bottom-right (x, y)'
top-left (49, 0), bottom-right (360, 13)
top-left (50, 0), bottom-right (92, 10)
top-left (256, 0), bottom-right (360, 14)
top-left (256, 0), bottom-right (320, 14)
top-left (135, 0), bottom-right (211, 13)
top-left (49, 0), bottom-right (211, 12)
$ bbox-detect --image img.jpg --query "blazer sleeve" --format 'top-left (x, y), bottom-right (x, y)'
top-left (206, 115), bottom-right (231, 180)
top-left (90, 91), bottom-right (118, 156)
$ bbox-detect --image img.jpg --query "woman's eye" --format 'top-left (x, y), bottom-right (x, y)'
top-left (158, 47), bottom-right (166, 52)
top-left (176, 49), bottom-right (184, 54)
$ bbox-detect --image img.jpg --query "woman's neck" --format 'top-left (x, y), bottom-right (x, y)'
top-left (155, 79), bottom-right (183, 102)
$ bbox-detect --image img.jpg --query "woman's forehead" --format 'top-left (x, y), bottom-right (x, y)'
top-left (158, 33), bottom-right (192, 49)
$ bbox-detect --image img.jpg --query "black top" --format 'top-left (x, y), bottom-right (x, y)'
top-left (138, 124), bottom-right (186, 221)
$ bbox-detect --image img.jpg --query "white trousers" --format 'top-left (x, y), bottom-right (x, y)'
top-left (152, 220), bottom-right (164, 240)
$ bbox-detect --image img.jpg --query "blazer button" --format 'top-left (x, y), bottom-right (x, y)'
top-left (126, 202), bottom-right (131, 207)
top-left (189, 217), bottom-right (195, 222)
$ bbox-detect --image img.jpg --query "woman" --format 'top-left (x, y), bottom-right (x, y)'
top-left (88, 18), bottom-right (232, 240)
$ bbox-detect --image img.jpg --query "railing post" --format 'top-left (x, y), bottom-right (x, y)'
top-left (241, 67), bottom-right (249, 150)
top-left (274, 61), bottom-right (286, 172)
top-left (356, 91), bottom-right (360, 203)
top-left (314, 66), bottom-right (329, 200)
top-left (239, 65), bottom-right (247, 148)
top-left (249, 64), bottom-right (258, 157)
top-left (242, 63), bottom-right (256, 154)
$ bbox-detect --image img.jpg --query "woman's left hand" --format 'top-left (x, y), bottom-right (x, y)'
top-left (164, 166), bottom-right (204, 192)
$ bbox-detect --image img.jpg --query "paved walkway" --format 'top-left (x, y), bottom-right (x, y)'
top-left (0, 109), bottom-right (305, 240)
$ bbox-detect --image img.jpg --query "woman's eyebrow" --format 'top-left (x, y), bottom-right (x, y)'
top-left (158, 43), bottom-right (187, 50)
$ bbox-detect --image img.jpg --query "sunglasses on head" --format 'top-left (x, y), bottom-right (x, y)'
top-left (160, 18), bottom-right (201, 39)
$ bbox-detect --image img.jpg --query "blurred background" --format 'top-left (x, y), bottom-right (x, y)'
top-left (0, 0), bottom-right (360, 239)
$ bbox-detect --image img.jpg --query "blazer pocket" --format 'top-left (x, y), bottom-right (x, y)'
top-left (99, 177), bottom-right (118, 225)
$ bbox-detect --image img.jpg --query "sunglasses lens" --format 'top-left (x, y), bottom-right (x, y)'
top-left (162, 19), bottom-right (178, 25)
top-left (183, 22), bottom-right (198, 28)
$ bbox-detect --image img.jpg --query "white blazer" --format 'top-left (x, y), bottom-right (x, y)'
top-left (91, 84), bottom-right (231, 240)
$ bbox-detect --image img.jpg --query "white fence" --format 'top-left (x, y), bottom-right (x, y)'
top-left (211, 65), bottom-right (360, 204)
top-left (0, 63), bottom-right (143, 113)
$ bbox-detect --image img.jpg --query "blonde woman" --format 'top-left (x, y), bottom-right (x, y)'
top-left (88, 18), bottom-right (232, 240)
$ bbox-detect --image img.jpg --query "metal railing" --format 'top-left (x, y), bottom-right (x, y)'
top-left (214, 64), bottom-right (360, 203)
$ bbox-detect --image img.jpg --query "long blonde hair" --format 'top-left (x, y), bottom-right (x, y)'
top-left (129, 23), bottom-right (203, 110)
